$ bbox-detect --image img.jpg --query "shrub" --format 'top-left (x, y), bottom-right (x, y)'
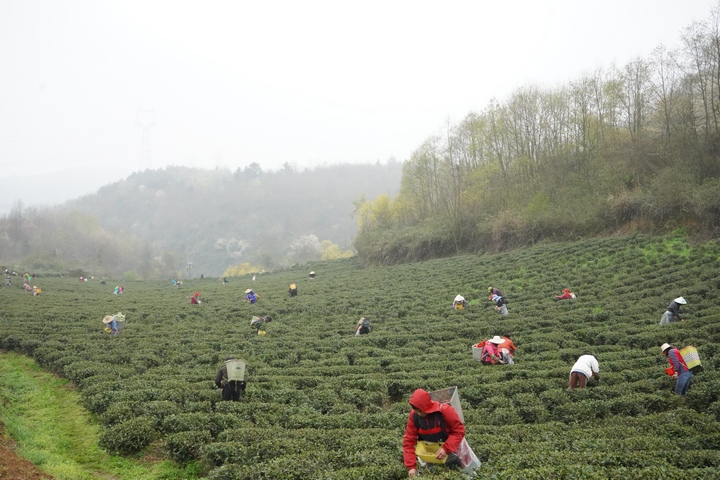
top-left (165, 430), bottom-right (212, 464)
top-left (99, 416), bottom-right (156, 455)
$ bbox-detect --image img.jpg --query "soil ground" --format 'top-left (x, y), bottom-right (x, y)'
top-left (0, 427), bottom-right (53, 480)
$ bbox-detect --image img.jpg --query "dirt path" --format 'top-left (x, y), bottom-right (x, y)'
top-left (0, 427), bottom-right (53, 480)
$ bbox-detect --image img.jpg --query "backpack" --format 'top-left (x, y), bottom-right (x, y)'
top-left (359, 318), bottom-right (371, 334)
top-left (226, 359), bottom-right (246, 382)
top-left (679, 346), bottom-right (702, 373)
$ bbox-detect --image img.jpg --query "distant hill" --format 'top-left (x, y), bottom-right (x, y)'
top-left (52, 163), bottom-right (403, 276)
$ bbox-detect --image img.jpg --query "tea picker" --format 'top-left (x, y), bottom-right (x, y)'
top-left (554, 288), bottom-right (576, 300)
top-left (355, 317), bottom-right (371, 335)
top-left (661, 343), bottom-right (698, 396)
top-left (403, 387), bottom-right (480, 477)
top-left (660, 296), bottom-right (686, 324)
top-left (452, 295), bottom-right (468, 310)
top-left (102, 312), bottom-right (126, 336)
top-left (250, 315), bottom-right (272, 336)
top-left (190, 291), bottom-right (201, 304)
top-left (215, 356), bottom-right (247, 401)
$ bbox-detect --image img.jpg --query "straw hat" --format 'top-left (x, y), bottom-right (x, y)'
top-left (245, 288), bottom-right (253, 293)
top-left (489, 335), bottom-right (504, 344)
top-left (102, 315), bottom-right (114, 324)
top-left (674, 297), bottom-right (687, 305)
top-left (660, 343), bottom-right (672, 354)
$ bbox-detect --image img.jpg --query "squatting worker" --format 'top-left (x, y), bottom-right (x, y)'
top-left (402, 388), bottom-right (465, 477)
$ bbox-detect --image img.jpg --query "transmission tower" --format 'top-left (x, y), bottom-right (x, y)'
top-left (137, 109), bottom-right (155, 170)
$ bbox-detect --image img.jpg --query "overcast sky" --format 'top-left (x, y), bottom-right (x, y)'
top-left (0, 0), bottom-right (716, 212)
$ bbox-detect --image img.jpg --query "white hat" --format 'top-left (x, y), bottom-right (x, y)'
top-left (660, 343), bottom-right (672, 354)
top-left (454, 294), bottom-right (465, 302)
top-left (674, 297), bottom-right (687, 305)
top-left (489, 335), bottom-right (504, 344)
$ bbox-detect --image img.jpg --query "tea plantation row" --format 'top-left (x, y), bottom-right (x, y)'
top-left (1, 234), bottom-right (720, 479)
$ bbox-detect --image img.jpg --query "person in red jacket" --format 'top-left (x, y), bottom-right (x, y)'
top-left (402, 388), bottom-right (465, 477)
top-left (191, 291), bottom-right (201, 304)
top-left (555, 288), bottom-right (575, 300)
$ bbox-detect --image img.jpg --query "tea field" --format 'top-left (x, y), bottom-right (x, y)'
top-left (2, 234), bottom-right (720, 479)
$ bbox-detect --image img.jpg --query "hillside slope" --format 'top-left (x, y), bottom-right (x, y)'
top-left (1, 233), bottom-right (719, 479)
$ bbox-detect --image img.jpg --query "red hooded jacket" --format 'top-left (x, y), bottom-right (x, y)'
top-left (402, 389), bottom-right (465, 470)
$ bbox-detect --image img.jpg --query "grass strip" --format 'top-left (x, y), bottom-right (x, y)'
top-left (0, 351), bottom-right (204, 480)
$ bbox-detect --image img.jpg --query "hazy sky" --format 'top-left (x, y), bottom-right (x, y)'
top-left (0, 1), bottom-right (716, 200)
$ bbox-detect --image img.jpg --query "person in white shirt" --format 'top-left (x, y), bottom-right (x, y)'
top-left (568, 354), bottom-right (600, 389)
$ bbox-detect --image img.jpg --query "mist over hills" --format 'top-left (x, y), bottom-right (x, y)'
top-left (68, 163), bottom-right (402, 276)
top-left (1, 162), bottom-right (402, 278)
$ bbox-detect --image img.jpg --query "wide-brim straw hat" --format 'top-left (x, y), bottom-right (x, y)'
top-left (245, 289), bottom-right (253, 293)
top-left (660, 343), bottom-right (672, 354)
top-left (489, 335), bottom-right (504, 344)
top-left (102, 315), bottom-right (114, 324)
top-left (674, 296), bottom-right (687, 305)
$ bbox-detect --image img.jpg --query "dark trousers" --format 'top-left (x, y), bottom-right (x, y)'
top-left (222, 382), bottom-right (243, 401)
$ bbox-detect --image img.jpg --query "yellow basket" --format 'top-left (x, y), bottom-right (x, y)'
top-left (415, 441), bottom-right (446, 464)
top-left (680, 345), bottom-right (702, 371)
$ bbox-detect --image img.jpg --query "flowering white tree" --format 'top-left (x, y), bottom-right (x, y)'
top-left (289, 234), bottom-right (322, 263)
top-left (214, 237), bottom-right (249, 259)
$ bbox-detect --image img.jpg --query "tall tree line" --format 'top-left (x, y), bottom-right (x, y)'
top-left (355, 7), bottom-right (720, 264)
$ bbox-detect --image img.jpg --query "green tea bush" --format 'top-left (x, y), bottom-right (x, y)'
top-left (165, 430), bottom-right (212, 464)
top-left (98, 416), bottom-right (157, 455)
top-left (1, 234), bottom-right (719, 478)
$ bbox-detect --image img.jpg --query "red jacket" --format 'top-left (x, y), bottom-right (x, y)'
top-left (403, 389), bottom-right (465, 470)
top-left (555, 289), bottom-right (572, 299)
top-left (498, 337), bottom-right (516, 355)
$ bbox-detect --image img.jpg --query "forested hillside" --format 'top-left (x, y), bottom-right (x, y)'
top-left (354, 10), bottom-right (720, 264)
top-left (1, 234), bottom-right (719, 479)
top-left (0, 162), bottom-right (402, 278)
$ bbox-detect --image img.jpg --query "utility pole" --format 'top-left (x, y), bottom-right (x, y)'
top-left (186, 262), bottom-right (193, 279)
top-left (137, 109), bottom-right (155, 170)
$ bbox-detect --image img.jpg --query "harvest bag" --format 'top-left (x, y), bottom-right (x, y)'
top-left (679, 346), bottom-right (702, 372)
top-left (226, 359), bottom-right (246, 382)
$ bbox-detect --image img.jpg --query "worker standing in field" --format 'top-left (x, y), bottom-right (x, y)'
top-left (660, 297), bottom-right (686, 324)
top-left (403, 388), bottom-right (465, 477)
top-left (355, 317), bottom-right (371, 335)
top-left (661, 343), bottom-right (693, 396)
top-left (568, 354), bottom-right (600, 389)
top-left (214, 356), bottom-right (247, 401)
